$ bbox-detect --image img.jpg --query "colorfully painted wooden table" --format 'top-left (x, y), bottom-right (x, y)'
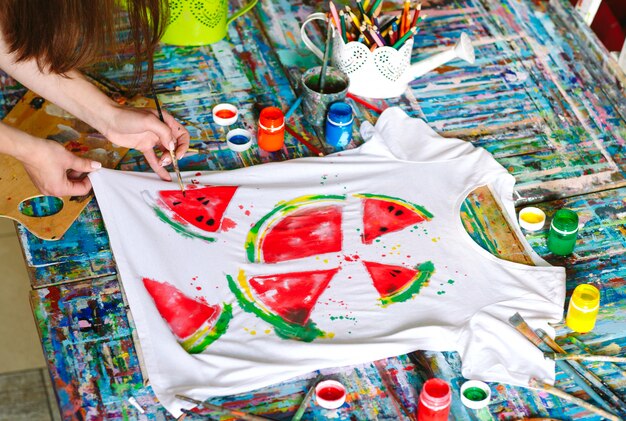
top-left (1, 0), bottom-right (625, 419)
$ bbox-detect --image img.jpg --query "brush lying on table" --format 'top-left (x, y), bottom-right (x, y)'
top-left (508, 313), bottom-right (626, 419)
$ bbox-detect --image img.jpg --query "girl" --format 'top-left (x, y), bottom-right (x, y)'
top-left (0, 0), bottom-right (190, 196)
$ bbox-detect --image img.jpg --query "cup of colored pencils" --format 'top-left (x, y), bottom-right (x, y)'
top-left (329, 0), bottom-right (425, 51)
top-left (300, 1), bottom-right (428, 98)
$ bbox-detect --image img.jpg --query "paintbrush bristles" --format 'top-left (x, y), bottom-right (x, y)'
top-left (508, 312), bottom-right (544, 347)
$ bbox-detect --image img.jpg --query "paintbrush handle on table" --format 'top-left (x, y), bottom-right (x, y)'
top-left (508, 313), bottom-right (616, 414)
top-left (176, 395), bottom-right (271, 421)
top-left (547, 352), bottom-right (626, 363)
top-left (528, 379), bottom-right (620, 421)
top-left (536, 329), bottom-right (626, 415)
top-left (292, 374), bottom-right (324, 421)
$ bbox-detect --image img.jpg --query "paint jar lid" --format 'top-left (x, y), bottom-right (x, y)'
top-left (460, 380), bottom-right (491, 409)
top-left (226, 128), bottom-right (253, 152)
top-left (518, 207), bottom-right (546, 231)
top-left (315, 379), bottom-right (346, 409)
top-left (212, 103), bottom-right (239, 126)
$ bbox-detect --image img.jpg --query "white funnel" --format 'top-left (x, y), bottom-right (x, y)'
top-left (406, 32), bottom-right (475, 81)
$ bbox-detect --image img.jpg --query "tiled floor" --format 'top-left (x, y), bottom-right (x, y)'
top-left (0, 218), bottom-right (60, 420)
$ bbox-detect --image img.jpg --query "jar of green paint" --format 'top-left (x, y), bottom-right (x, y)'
top-left (547, 209), bottom-right (579, 256)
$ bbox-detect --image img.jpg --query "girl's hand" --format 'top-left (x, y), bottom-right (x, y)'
top-left (102, 106), bottom-right (190, 180)
top-left (20, 138), bottom-right (102, 197)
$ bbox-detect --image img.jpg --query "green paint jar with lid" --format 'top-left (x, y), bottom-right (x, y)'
top-left (547, 209), bottom-right (579, 256)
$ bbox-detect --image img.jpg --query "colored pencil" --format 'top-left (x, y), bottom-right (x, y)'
top-left (528, 379), bottom-right (620, 421)
top-left (339, 10), bottom-right (348, 43)
top-left (347, 92), bottom-right (384, 113)
top-left (400, 0), bottom-right (411, 35)
top-left (409, 3), bottom-right (422, 30)
top-left (345, 6), bottom-right (361, 29)
top-left (368, 0), bottom-right (384, 18)
top-left (392, 26), bottom-right (416, 49)
top-left (292, 374), bottom-right (324, 421)
top-left (390, 21), bottom-right (399, 44)
top-left (355, 0), bottom-right (372, 25)
top-left (379, 15), bottom-right (398, 34)
top-left (329, 1), bottom-right (342, 33)
top-left (368, 26), bottom-right (386, 47)
top-left (285, 125), bottom-right (324, 157)
top-left (175, 395), bottom-right (271, 421)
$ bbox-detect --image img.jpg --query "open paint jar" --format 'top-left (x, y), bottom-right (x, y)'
top-left (212, 103), bottom-right (239, 126)
top-left (315, 380), bottom-right (346, 409)
top-left (518, 207), bottom-right (546, 231)
top-left (566, 283), bottom-right (600, 333)
top-left (460, 380), bottom-right (491, 409)
top-left (226, 128), bottom-right (253, 152)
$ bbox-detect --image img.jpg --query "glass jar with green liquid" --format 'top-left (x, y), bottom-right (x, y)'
top-left (547, 209), bottom-right (579, 256)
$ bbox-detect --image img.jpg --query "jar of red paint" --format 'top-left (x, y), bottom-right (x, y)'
top-left (417, 378), bottom-right (451, 421)
top-left (258, 106), bottom-right (285, 152)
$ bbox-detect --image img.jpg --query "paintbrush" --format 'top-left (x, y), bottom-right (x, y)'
top-left (319, 14), bottom-right (334, 93)
top-left (175, 395), bottom-right (270, 421)
top-left (528, 379), bottom-right (620, 421)
top-left (374, 359), bottom-right (415, 421)
top-left (546, 352), bottom-right (626, 363)
top-left (508, 313), bottom-right (616, 414)
top-left (151, 87), bottom-right (185, 196)
top-left (536, 328), bottom-right (626, 415)
top-left (292, 374), bottom-right (324, 421)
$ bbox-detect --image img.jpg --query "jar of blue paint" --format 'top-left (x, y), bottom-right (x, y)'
top-left (325, 102), bottom-right (353, 149)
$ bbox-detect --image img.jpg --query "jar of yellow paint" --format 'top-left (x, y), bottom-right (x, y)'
top-left (566, 284), bottom-right (600, 333)
top-left (518, 207), bottom-right (546, 231)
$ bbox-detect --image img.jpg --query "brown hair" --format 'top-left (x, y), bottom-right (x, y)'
top-left (0, 0), bottom-right (168, 86)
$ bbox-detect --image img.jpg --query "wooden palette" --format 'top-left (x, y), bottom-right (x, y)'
top-left (0, 90), bottom-right (131, 240)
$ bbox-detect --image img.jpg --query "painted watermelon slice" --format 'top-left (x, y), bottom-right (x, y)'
top-left (362, 261), bottom-right (435, 307)
top-left (354, 193), bottom-right (433, 244)
top-left (227, 268), bottom-right (339, 341)
top-left (158, 186), bottom-right (238, 232)
top-left (143, 278), bottom-right (232, 353)
top-left (246, 194), bottom-right (346, 263)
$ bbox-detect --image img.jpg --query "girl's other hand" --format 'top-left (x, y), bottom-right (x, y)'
top-left (21, 138), bottom-right (102, 197)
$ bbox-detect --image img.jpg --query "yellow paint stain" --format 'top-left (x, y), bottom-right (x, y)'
top-left (264, 329), bottom-right (271, 335)
top-left (432, 237), bottom-right (439, 242)
top-left (323, 259), bottom-right (329, 264)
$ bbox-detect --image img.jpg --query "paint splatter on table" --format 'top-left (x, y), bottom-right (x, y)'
top-left (1, 0), bottom-right (625, 418)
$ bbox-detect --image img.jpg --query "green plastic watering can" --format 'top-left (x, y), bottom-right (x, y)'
top-left (161, 0), bottom-right (259, 46)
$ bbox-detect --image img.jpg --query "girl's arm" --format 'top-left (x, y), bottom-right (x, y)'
top-left (0, 30), bottom-right (190, 186)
